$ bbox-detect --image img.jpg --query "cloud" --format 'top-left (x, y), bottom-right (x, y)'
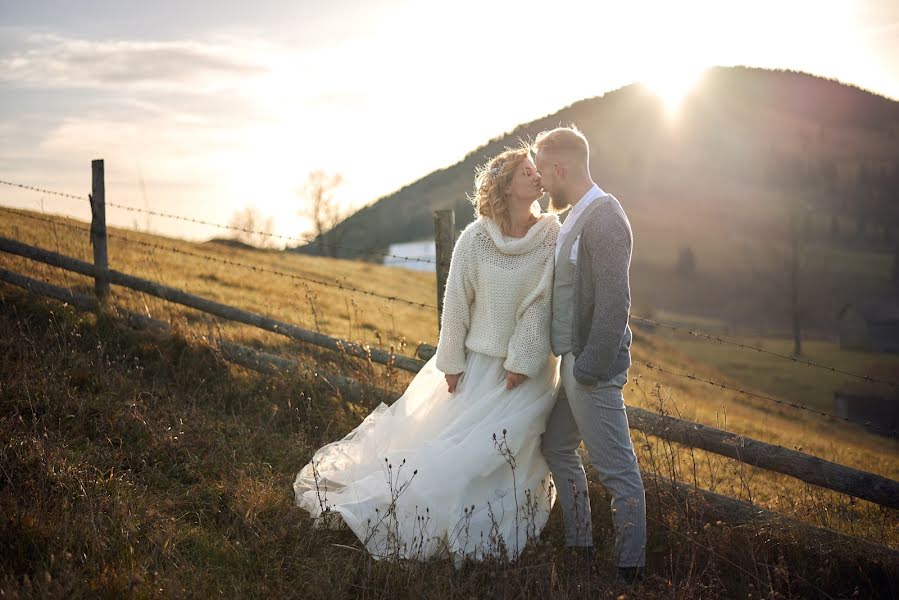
top-left (0, 33), bottom-right (270, 92)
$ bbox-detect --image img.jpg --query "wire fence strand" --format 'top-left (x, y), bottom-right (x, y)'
top-left (0, 206), bottom-right (438, 311)
top-left (0, 177), bottom-right (439, 265)
top-left (106, 232), bottom-right (439, 310)
top-left (104, 201), bottom-right (439, 265)
top-left (2, 189), bottom-right (898, 389)
top-left (0, 178), bottom-right (88, 201)
top-left (5, 178), bottom-right (892, 387)
top-left (3, 205), bottom-right (897, 437)
top-left (631, 315), bottom-right (899, 389)
top-left (633, 359), bottom-right (897, 437)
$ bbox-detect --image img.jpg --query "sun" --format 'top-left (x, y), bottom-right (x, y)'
top-left (642, 64), bottom-right (707, 115)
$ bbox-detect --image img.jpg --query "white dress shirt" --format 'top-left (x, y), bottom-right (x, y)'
top-left (554, 184), bottom-right (605, 264)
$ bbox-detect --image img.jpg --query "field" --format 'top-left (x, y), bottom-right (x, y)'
top-left (648, 318), bottom-right (899, 412)
top-left (326, 68), bottom-right (899, 348)
top-left (1, 207), bottom-right (898, 598)
top-left (625, 200), bottom-right (898, 344)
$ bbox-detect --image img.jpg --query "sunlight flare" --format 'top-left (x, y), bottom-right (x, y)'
top-left (642, 64), bottom-right (707, 115)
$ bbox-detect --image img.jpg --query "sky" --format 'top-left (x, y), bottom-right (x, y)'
top-left (1, 0), bottom-right (898, 246)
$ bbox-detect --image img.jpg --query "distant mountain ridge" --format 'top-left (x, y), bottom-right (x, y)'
top-left (296, 66), bottom-right (899, 262)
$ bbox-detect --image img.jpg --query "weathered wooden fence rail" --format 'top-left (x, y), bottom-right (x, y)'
top-left (1, 160), bottom-right (898, 517)
top-left (0, 265), bottom-right (366, 400)
top-left (0, 235), bottom-right (424, 373)
top-left (3, 267), bottom-right (898, 570)
top-left (2, 235), bottom-right (898, 510)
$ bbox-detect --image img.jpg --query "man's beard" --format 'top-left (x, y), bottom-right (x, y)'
top-left (549, 190), bottom-right (570, 212)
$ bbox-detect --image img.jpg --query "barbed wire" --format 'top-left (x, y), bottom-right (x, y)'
top-left (1, 206), bottom-right (85, 226)
top-left (2, 206), bottom-right (896, 437)
top-left (0, 207), bottom-right (438, 311)
top-left (103, 201), bottom-right (439, 265)
top-left (0, 177), bottom-right (439, 265)
top-left (9, 181), bottom-right (892, 388)
top-left (0, 178), bottom-right (88, 201)
top-left (1, 185), bottom-right (896, 389)
top-left (107, 233), bottom-right (439, 310)
top-left (631, 316), bottom-right (899, 389)
top-left (633, 359), bottom-right (897, 438)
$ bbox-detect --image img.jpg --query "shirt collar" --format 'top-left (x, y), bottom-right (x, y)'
top-left (566, 183), bottom-right (604, 224)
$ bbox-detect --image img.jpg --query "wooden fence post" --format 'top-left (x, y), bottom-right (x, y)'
top-left (433, 209), bottom-right (455, 332)
top-left (89, 159), bottom-right (109, 301)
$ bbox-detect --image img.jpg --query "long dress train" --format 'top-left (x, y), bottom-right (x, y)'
top-left (294, 350), bottom-right (559, 563)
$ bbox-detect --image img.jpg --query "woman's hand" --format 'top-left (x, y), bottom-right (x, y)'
top-left (505, 371), bottom-right (528, 390)
top-left (445, 373), bottom-right (463, 393)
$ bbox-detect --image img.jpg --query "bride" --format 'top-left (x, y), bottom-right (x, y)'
top-left (294, 145), bottom-right (561, 564)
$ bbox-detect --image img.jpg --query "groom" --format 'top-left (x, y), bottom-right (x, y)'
top-left (534, 126), bottom-right (646, 584)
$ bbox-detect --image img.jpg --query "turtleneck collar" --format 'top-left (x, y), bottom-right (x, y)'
top-left (477, 213), bottom-right (559, 255)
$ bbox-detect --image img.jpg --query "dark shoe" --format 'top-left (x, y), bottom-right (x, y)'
top-left (616, 566), bottom-right (645, 585)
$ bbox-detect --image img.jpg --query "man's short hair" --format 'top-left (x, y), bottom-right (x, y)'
top-left (534, 126), bottom-right (590, 164)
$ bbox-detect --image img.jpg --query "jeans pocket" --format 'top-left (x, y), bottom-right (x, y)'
top-left (589, 370), bottom-right (628, 409)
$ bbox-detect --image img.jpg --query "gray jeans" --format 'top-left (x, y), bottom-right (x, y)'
top-left (541, 352), bottom-right (646, 567)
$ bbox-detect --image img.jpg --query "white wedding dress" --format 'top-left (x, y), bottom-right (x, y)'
top-left (294, 213), bottom-right (561, 564)
top-left (293, 351), bottom-right (559, 563)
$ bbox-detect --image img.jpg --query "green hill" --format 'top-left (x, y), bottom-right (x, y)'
top-left (299, 67), bottom-right (899, 335)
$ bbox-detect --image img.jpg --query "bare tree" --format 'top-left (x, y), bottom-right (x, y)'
top-left (893, 241), bottom-right (899, 286)
top-left (742, 204), bottom-right (807, 356)
top-left (744, 156), bottom-right (815, 355)
top-left (675, 245), bottom-right (697, 278)
top-left (299, 170), bottom-right (346, 257)
top-left (228, 205), bottom-right (275, 249)
top-left (785, 205), bottom-right (807, 356)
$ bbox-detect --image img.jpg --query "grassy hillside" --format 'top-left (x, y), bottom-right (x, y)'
top-left (1, 207), bottom-right (898, 597)
top-left (2, 207), bottom-right (897, 496)
top-left (307, 67), bottom-right (899, 335)
top-left (649, 325), bottom-right (899, 412)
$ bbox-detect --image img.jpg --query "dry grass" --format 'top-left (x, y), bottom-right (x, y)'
top-left (647, 325), bottom-right (899, 412)
top-left (0, 207), bottom-right (439, 351)
top-left (1, 207), bottom-right (898, 597)
top-left (1, 291), bottom-right (896, 599)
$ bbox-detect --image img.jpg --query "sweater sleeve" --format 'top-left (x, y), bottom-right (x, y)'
top-left (434, 229), bottom-right (475, 375)
top-left (572, 209), bottom-right (633, 385)
top-left (503, 224), bottom-right (559, 378)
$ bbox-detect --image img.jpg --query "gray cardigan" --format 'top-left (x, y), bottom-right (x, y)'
top-left (571, 195), bottom-right (633, 385)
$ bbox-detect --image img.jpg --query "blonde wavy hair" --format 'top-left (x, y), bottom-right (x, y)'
top-left (470, 144), bottom-right (541, 236)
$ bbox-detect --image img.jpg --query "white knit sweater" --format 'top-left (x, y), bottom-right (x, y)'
top-left (434, 213), bottom-right (561, 378)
